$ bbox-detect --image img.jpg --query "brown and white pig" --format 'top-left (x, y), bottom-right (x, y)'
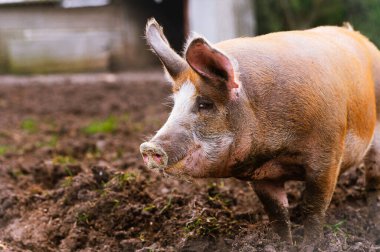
top-left (140, 18), bottom-right (380, 246)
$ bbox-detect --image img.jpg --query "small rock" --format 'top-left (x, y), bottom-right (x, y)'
top-left (348, 242), bottom-right (365, 252)
top-left (120, 238), bottom-right (141, 251)
top-left (263, 244), bottom-right (276, 252)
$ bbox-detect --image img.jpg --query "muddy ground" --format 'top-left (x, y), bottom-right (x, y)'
top-left (0, 72), bottom-right (379, 252)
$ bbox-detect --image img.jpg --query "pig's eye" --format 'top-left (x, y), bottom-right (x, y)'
top-left (199, 102), bottom-right (213, 110)
top-left (196, 97), bottom-right (214, 111)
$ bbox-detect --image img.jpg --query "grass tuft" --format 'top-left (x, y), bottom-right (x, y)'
top-left (52, 155), bottom-right (76, 165)
top-left (325, 220), bottom-right (346, 234)
top-left (76, 212), bottom-right (90, 225)
top-left (116, 172), bottom-right (137, 186)
top-left (21, 118), bottom-right (38, 133)
top-left (0, 145), bottom-right (9, 156)
top-left (83, 116), bottom-right (118, 135)
top-left (185, 216), bottom-right (220, 237)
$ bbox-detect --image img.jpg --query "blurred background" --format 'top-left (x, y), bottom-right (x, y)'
top-left (1, 1), bottom-right (380, 251)
top-left (0, 0), bottom-right (378, 75)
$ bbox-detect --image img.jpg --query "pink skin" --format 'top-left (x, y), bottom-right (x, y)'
top-left (153, 155), bottom-right (162, 164)
top-left (183, 146), bottom-right (206, 177)
top-left (143, 153), bottom-right (163, 166)
top-left (164, 138), bottom-right (234, 178)
top-left (143, 154), bottom-right (149, 165)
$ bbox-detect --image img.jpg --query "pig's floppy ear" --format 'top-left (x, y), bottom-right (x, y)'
top-left (145, 18), bottom-right (187, 80)
top-left (185, 38), bottom-right (239, 91)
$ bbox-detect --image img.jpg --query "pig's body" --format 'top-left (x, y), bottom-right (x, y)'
top-left (141, 20), bottom-right (380, 247)
top-left (216, 26), bottom-right (378, 178)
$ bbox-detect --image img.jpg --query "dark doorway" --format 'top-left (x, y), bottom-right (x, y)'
top-left (123, 0), bottom-right (187, 54)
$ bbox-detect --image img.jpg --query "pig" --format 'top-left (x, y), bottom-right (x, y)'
top-left (140, 18), bottom-right (380, 247)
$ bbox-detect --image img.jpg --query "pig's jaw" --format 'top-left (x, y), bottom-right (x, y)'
top-left (163, 149), bottom-right (215, 178)
top-left (163, 133), bottom-right (234, 178)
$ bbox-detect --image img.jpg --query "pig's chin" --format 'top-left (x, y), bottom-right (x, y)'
top-left (164, 145), bottom-right (230, 178)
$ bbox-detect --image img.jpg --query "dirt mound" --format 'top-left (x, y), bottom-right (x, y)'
top-left (0, 73), bottom-right (379, 251)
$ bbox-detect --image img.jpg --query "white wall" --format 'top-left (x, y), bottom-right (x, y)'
top-left (188, 0), bottom-right (256, 43)
top-left (0, 2), bottom-right (131, 73)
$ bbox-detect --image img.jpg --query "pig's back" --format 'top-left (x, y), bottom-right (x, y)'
top-left (216, 26), bottom-right (377, 170)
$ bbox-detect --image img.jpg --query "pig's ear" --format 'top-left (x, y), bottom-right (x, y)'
top-left (185, 38), bottom-right (239, 92)
top-left (145, 18), bottom-right (187, 80)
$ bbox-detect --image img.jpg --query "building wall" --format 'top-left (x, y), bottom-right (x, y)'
top-left (0, 1), bottom-right (136, 74)
top-left (188, 0), bottom-right (256, 43)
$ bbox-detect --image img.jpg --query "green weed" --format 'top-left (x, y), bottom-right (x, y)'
top-left (83, 116), bottom-right (118, 135)
top-left (139, 233), bottom-right (146, 242)
top-left (21, 118), bottom-right (38, 133)
top-left (185, 216), bottom-right (220, 237)
top-left (76, 212), bottom-right (90, 225)
top-left (110, 199), bottom-right (120, 209)
top-left (117, 172), bottom-right (136, 184)
top-left (62, 176), bottom-right (73, 187)
top-left (52, 155), bottom-right (76, 165)
top-left (207, 182), bottom-right (233, 209)
top-left (0, 145), bottom-right (9, 156)
top-left (143, 204), bottom-right (157, 212)
top-left (159, 197), bottom-right (172, 214)
top-left (325, 220), bottom-right (346, 234)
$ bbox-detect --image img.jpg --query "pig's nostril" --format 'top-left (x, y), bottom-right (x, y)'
top-left (153, 153), bottom-right (163, 164)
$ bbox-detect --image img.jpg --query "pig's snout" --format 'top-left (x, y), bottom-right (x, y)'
top-left (140, 142), bottom-right (168, 169)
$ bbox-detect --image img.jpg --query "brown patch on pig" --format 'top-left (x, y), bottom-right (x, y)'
top-left (172, 68), bottom-right (200, 93)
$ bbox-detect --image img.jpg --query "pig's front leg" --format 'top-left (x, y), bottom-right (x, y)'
top-left (252, 180), bottom-right (292, 243)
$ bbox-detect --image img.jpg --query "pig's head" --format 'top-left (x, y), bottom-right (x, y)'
top-left (140, 18), bottom-right (252, 178)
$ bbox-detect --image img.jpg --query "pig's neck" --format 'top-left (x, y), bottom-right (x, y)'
top-left (226, 86), bottom-right (260, 178)
top-left (226, 85), bottom-right (285, 181)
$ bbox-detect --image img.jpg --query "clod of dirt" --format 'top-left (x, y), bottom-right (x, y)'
top-left (91, 164), bottom-right (110, 185)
